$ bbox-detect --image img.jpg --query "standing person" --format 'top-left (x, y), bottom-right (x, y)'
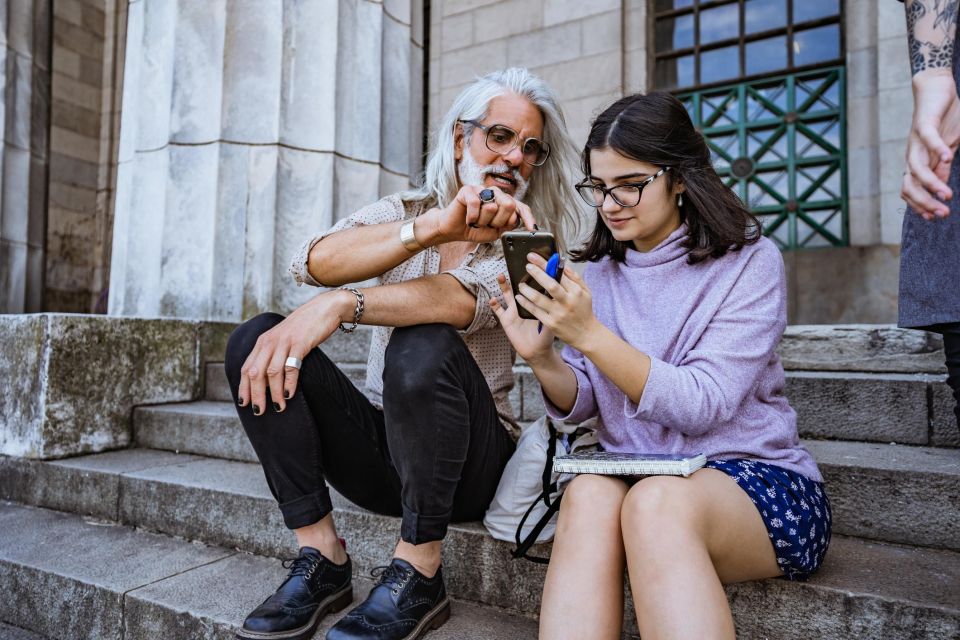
top-left (899, 0), bottom-right (960, 432)
top-left (224, 67), bottom-right (580, 640)
top-left (491, 93), bottom-right (831, 639)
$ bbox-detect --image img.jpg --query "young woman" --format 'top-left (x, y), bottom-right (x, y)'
top-left (491, 92), bottom-right (831, 639)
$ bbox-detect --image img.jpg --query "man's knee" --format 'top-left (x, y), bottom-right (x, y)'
top-left (224, 312), bottom-right (286, 381)
top-left (383, 324), bottom-right (463, 398)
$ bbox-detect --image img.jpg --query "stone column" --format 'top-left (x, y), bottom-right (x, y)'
top-left (109, 0), bottom-right (425, 321)
top-left (0, 0), bottom-right (52, 314)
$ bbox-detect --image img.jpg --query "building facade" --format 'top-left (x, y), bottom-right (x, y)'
top-left (1, 0), bottom-right (915, 324)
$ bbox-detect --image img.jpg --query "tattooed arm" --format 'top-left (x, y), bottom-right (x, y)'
top-left (901, 0), bottom-right (960, 219)
top-left (906, 0), bottom-right (958, 74)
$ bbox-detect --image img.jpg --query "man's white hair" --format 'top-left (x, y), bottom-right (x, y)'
top-left (406, 67), bottom-right (580, 250)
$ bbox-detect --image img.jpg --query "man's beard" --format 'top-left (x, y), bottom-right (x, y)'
top-left (458, 145), bottom-right (530, 202)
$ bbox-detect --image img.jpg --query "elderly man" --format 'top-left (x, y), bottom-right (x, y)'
top-left (225, 67), bottom-right (579, 640)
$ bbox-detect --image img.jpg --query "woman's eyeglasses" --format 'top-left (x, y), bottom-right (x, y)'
top-left (575, 167), bottom-right (671, 208)
top-left (458, 119), bottom-right (551, 166)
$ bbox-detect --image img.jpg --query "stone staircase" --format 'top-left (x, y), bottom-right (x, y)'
top-left (2, 327), bottom-right (960, 639)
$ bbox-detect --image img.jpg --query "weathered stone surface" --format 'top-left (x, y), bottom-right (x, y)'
top-left (170, 0), bottom-right (226, 144)
top-left (134, 0), bottom-right (176, 151)
top-left (786, 371), bottom-right (930, 444)
top-left (807, 440), bottom-right (960, 551)
top-left (0, 502), bottom-right (231, 639)
top-left (931, 380), bottom-right (960, 447)
top-left (123, 554), bottom-right (540, 640)
top-left (134, 401), bottom-right (256, 462)
top-left (779, 325), bottom-right (946, 373)
top-left (0, 315), bottom-right (200, 458)
top-left (0, 621), bottom-right (46, 640)
top-left (161, 143), bottom-right (220, 318)
top-left (279, 0), bottom-right (338, 151)
top-left (216, 142), bottom-right (278, 320)
top-left (206, 362), bottom-right (233, 402)
top-left (728, 537), bottom-right (960, 639)
top-left (120, 456), bottom-right (294, 558)
top-left (0, 449), bottom-right (200, 521)
top-left (220, 0), bottom-right (282, 143)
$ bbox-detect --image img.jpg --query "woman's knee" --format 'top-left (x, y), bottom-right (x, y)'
top-left (224, 312), bottom-right (286, 380)
top-left (556, 475), bottom-right (628, 538)
top-left (620, 477), bottom-right (702, 546)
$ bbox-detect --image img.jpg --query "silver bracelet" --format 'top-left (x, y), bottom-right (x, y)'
top-left (339, 287), bottom-right (364, 333)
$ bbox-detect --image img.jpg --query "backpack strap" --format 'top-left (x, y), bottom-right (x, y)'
top-left (512, 417), bottom-right (563, 564)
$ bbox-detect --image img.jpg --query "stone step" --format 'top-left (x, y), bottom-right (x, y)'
top-left (130, 396), bottom-right (960, 550)
top-left (2, 491), bottom-right (958, 640)
top-left (0, 501), bottom-right (540, 640)
top-left (203, 363), bottom-right (958, 447)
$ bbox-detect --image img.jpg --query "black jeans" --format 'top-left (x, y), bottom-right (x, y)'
top-left (224, 314), bottom-right (516, 544)
top-left (929, 322), bottom-right (960, 431)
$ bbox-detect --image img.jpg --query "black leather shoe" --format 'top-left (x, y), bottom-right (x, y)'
top-left (326, 558), bottom-right (450, 640)
top-left (237, 546), bottom-right (353, 640)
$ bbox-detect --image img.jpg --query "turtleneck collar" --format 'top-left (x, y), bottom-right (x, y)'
top-left (623, 223), bottom-right (690, 267)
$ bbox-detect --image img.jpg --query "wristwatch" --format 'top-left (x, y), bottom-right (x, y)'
top-left (400, 218), bottom-right (422, 252)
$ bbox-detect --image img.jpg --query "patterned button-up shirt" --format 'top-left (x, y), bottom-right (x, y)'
top-left (289, 193), bottom-right (520, 439)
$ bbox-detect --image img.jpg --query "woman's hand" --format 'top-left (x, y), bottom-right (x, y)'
top-left (512, 253), bottom-right (601, 353)
top-left (423, 185), bottom-right (537, 245)
top-left (237, 289), bottom-right (353, 415)
top-left (490, 273), bottom-right (555, 364)
top-left (902, 69), bottom-right (960, 219)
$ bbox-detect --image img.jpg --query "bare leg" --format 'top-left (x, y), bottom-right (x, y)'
top-left (539, 475), bottom-right (629, 640)
top-left (394, 540), bottom-right (442, 578)
top-left (294, 513), bottom-right (349, 565)
top-left (621, 469), bottom-right (781, 640)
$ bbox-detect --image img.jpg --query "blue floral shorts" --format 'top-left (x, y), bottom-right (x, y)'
top-left (706, 459), bottom-right (832, 581)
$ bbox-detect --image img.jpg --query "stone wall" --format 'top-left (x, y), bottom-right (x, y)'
top-left (44, 0), bottom-right (125, 313)
top-left (0, 0), bottom-right (51, 314)
top-left (108, 0), bottom-right (425, 322)
top-left (429, 0), bottom-right (646, 149)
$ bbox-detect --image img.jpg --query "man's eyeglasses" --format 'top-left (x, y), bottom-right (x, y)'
top-left (575, 167), bottom-right (671, 208)
top-left (458, 119), bottom-right (551, 167)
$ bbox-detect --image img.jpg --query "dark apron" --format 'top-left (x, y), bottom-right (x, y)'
top-left (898, 25), bottom-right (960, 329)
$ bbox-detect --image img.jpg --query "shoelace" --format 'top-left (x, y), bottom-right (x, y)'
top-left (370, 564), bottom-right (412, 595)
top-left (282, 554), bottom-right (319, 580)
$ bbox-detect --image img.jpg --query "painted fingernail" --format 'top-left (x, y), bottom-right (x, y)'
top-left (237, 397), bottom-right (245, 407)
top-left (252, 404), bottom-right (261, 415)
top-left (283, 390), bottom-right (291, 399)
top-left (272, 402), bottom-right (282, 413)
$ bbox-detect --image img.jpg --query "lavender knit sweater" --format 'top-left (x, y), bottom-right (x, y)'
top-left (545, 224), bottom-right (822, 481)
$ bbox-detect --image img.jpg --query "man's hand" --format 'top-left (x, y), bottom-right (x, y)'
top-left (237, 289), bottom-right (354, 415)
top-left (902, 67), bottom-right (960, 220)
top-left (422, 185), bottom-right (537, 245)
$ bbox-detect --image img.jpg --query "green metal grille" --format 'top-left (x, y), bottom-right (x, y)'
top-left (679, 66), bottom-right (848, 249)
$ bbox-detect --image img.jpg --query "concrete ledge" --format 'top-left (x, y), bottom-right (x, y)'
top-left (780, 324), bottom-right (946, 373)
top-left (0, 314), bottom-right (235, 459)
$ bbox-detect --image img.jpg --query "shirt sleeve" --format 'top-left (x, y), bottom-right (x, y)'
top-left (443, 247), bottom-right (506, 336)
top-left (628, 243), bottom-right (788, 436)
top-left (288, 195), bottom-right (407, 287)
top-left (543, 344), bottom-right (598, 424)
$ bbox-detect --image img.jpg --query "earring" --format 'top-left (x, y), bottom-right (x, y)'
top-left (678, 193), bottom-right (683, 207)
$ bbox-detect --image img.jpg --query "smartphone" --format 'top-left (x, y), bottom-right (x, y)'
top-left (501, 230), bottom-right (561, 320)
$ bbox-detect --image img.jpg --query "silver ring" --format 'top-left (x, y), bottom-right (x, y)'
top-left (479, 188), bottom-right (495, 203)
top-left (285, 356), bottom-right (302, 370)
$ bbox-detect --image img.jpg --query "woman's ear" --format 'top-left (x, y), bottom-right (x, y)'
top-left (454, 122), bottom-right (465, 162)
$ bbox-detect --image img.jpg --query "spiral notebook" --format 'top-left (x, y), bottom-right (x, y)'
top-left (552, 451), bottom-right (707, 477)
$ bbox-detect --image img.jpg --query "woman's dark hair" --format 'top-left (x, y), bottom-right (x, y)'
top-left (570, 92), bottom-right (761, 264)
